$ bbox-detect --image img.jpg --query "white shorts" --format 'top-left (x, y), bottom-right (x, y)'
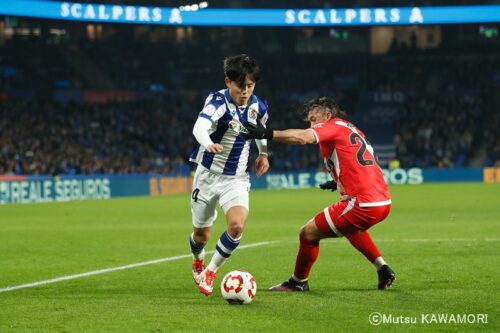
top-left (190, 166), bottom-right (250, 228)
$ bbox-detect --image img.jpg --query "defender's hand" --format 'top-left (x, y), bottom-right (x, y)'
top-left (319, 180), bottom-right (337, 192)
top-left (242, 123), bottom-right (273, 140)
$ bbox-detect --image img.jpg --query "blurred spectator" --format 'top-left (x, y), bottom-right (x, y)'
top-left (0, 98), bottom-right (197, 175)
top-left (0, 24), bottom-right (498, 175)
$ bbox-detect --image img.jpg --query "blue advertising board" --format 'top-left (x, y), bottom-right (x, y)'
top-left (1, 1), bottom-right (500, 26)
top-left (251, 168), bottom-right (484, 190)
top-left (0, 168), bottom-right (495, 205)
top-left (0, 174), bottom-right (150, 205)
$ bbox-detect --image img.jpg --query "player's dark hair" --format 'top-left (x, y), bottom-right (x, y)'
top-left (224, 54), bottom-right (261, 88)
top-left (300, 97), bottom-right (348, 120)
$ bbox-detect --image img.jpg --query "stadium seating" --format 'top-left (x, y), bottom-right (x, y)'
top-left (1, 25), bottom-right (499, 175)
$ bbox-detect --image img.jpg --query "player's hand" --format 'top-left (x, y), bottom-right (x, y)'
top-left (242, 123), bottom-right (274, 140)
top-left (319, 180), bottom-right (337, 192)
top-left (340, 194), bottom-right (354, 201)
top-left (206, 143), bottom-right (223, 153)
top-left (254, 154), bottom-right (269, 177)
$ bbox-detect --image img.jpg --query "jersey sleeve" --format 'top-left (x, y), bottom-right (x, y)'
top-left (199, 92), bottom-right (226, 123)
top-left (311, 121), bottom-right (337, 143)
top-left (257, 98), bottom-right (269, 126)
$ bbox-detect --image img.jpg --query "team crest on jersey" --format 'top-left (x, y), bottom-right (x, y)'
top-left (249, 108), bottom-right (258, 120)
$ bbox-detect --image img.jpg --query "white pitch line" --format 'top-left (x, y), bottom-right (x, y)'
top-left (0, 241), bottom-right (278, 294)
top-left (375, 238), bottom-right (500, 243)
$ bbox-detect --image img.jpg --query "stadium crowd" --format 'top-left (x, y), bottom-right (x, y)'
top-left (1, 89), bottom-right (497, 176)
top-left (1, 24), bottom-right (499, 176)
top-left (0, 98), bottom-right (194, 175)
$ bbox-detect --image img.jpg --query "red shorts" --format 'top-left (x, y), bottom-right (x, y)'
top-left (314, 198), bottom-right (391, 237)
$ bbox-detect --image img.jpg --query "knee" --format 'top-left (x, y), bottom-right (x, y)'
top-left (227, 219), bottom-right (246, 239)
top-left (225, 206), bottom-right (248, 239)
top-left (193, 229), bottom-right (210, 244)
top-left (195, 236), bottom-right (209, 245)
top-left (299, 222), bottom-right (318, 242)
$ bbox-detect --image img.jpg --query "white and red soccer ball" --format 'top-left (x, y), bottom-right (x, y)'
top-left (220, 270), bottom-right (257, 304)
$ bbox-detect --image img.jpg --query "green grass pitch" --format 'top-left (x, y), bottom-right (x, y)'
top-left (0, 183), bottom-right (498, 332)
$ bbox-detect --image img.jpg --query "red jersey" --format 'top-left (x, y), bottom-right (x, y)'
top-left (310, 118), bottom-right (391, 206)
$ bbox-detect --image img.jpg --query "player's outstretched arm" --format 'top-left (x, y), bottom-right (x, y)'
top-left (243, 123), bottom-right (316, 145)
top-left (273, 129), bottom-right (316, 145)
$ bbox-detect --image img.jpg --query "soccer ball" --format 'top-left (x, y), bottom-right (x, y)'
top-left (220, 270), bottom-right (257, 304)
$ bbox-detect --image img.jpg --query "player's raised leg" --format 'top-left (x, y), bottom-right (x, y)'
top-left (198, 205), bottom-right (247, 296)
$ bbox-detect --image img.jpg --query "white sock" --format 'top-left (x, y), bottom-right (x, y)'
top-left (206, 231), bottom-right (241, 273)
top-left (372, 256), bottom-right (387, 270)
top-left (291, 275), bottom-right (308, 283)
top-left (207, 252), bottom-right (226, 272)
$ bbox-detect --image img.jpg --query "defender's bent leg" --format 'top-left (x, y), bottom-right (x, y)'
top-left (332, 203), bottom-right (395, 290)
top-left (293, 219), bottom-right (327, 281)
top-left (269, 219), bottom-right (328, 292)
top-left (271, 201), bottom-right (395, 291)
top-left (345, 230), bottom-right (381, 263)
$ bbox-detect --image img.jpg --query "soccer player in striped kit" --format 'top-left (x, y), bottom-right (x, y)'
top-left (188, 55), bottom-right (270, 296)
top-left (243, 97), bottom-right (396, 291)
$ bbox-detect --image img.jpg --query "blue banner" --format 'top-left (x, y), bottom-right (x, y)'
top-left (0, 168), bottom-right (492, 204)
top-left (1, 1), bottom-right (500, 26)
top-left (250, 168), bottom-right (484, 190)
top-left (0, 175), bottom-right (150, 205)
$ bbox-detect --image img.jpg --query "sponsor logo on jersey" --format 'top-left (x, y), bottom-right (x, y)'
top-left (228, 120), bottom-right (242, 132)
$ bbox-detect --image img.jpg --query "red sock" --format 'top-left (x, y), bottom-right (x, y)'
top-left (345, 231), bottom-right (381, 263)
top-left (293, 235), bottom-right (320, 280)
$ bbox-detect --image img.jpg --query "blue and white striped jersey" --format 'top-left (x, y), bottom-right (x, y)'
top-left (189, 89), bottom-right (269, 176)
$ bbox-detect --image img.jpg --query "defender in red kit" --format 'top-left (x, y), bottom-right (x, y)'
top-left (243, 97), bottom-right (395, 291)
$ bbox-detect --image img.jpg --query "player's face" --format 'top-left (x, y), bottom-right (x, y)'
top-left (225, 75), bottom-right (256, 106)
top-left (307, 108), bottom-right (332, 127)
